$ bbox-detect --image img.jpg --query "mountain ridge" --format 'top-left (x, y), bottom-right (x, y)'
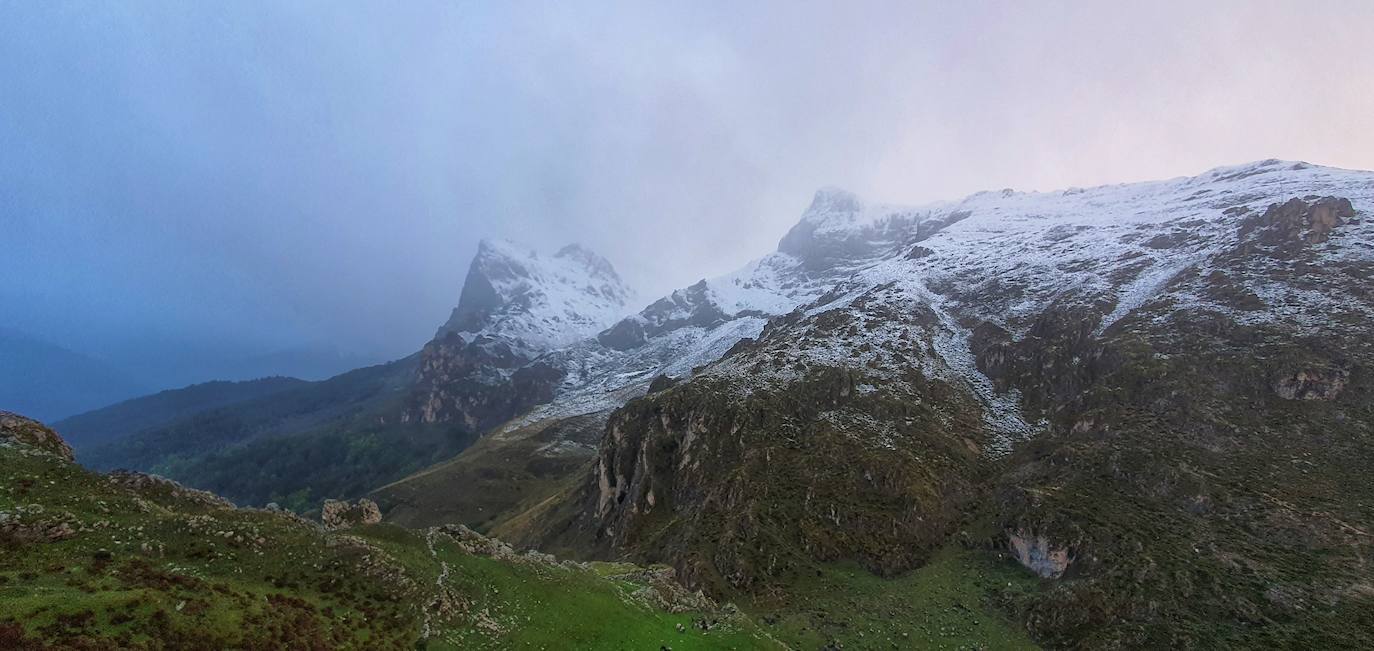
top-left (493, 158), bottom-right (1374, 648)
top-left (54, 376), bottom-right (308, 452)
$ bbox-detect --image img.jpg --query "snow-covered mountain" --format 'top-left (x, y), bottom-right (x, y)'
top-left (511, 159), bottom-right (1374, 428)
top-left (81, 157), bottom-right (1372, 647)
top-left (545, 159), bottom-right (1374, 648)
top-left (403, 240), bottom-right (636, 429)
top-left (383, 160), bottom-right (1374, 574)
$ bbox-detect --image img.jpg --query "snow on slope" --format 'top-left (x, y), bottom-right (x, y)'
top-left (915, 159), bottom-right (1374, 332)
top-left (502, 189), bottom-right (960, 428)
top-left (692, 159), bottom-right (1373, 454)
top-left (507, 160), bottom-right (1374, 438)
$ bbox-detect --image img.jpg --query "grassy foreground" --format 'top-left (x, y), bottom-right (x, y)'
top-left (748, 548), bottom-right (1041, 650)
top-left (0, 432), bottom-right (777, 650)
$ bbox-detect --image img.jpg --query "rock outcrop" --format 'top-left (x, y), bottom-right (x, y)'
top-left (1237, 195), bottom-right (1356, 247)
top-left (405, 240), bottom-right (632, 428)
top-left (107, 470), bottom-right (236, 509)
top-left (0, 410), bottom-right (74, 461)
top-left (321, 498), bottom-right (382, 530)
top-left (404, 335), bottom-right (564, 429)
top-left (1273, 366), bottom-right (1350, 400)
top-left (1007, 530), bottom-right (1073, 579)
top-left (0, 505), bottom-right (78, 544)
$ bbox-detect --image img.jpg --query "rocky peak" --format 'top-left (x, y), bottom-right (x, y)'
top-left (806, 186), bottom-right (865, 216)
top-left (407, 239), bottom-right (632, 428)
top-left (776, 187), bottom-right (864, 261)
top-left (777, 187), bottom-right (941, 271)
top-left (554, 243), bottom-right (620, 282)
top-left (597, 279), bottom-right (730, 351)
top-left (436, 239), bottom-right (635, 354)
top-left (442, 239), bottom-right (534, 335)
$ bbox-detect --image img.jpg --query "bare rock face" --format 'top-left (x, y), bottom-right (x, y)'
top-left (1238, 196), bottom-right (1356, 247)
top-left (403, 335), bottom-right (565, 429)
top-left (1273, 367), bottom-right (1350, 401)
top-left (321, 498), bottom-right (382, 530)
top-left (0, 411), bottom-right (74, 462)
top-left (1007, 529), bottom-right (1073, 579)
top-left (588, 363), bottom-right (989, 593)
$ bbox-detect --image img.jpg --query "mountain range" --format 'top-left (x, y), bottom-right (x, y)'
top-left (21, 159), bottom-right (1374, 648)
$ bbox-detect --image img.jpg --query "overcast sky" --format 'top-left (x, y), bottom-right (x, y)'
top-left (2, 1), bottom-right (1372, 386)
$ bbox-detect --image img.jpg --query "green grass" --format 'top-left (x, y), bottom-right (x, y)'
top-left (1, 446), bottom-right (414, 648)
top-left (364, 525), bottom-right (780, 650)
top-left (745, 547), bottom-right (1041, 650)
top-left (0, 443), bottom-right (779, 650)
top-left (372, 413), bottom-right (604, 533)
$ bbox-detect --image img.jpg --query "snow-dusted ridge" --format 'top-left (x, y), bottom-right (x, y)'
top-left (478, 160), bottom-right (1373, 436)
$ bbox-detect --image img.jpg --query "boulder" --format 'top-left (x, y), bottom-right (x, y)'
top-left (646, 374), bottom-right (680, 394)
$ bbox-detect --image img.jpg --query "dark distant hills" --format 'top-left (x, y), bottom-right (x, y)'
top-left (0, 327), bottom-right (149, 422)
top-left (0, 321), bottom-right (389, 424)
top-left (54, 375), bottom-right (309, 449)
top-left (69, 354), bottom-right (479, 511)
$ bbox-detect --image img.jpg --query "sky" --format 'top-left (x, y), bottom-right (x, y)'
top-left (2, 0), bottom-right (1373, 390)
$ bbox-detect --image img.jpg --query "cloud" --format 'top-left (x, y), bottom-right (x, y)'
top-left (1, 0), bottom-right (1371, 388)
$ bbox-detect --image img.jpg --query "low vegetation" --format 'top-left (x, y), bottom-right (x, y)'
top-left (0, 416), bottom-right (777, 650)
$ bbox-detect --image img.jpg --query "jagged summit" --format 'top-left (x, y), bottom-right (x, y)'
top-left (408, 239), bottom-right (635, 428)
top-left (805, 186), bottom-right (865, 215)
top-left (437, 238), bottom-right (635, 355)
top-left (553, 242), bottom-right (621, 281)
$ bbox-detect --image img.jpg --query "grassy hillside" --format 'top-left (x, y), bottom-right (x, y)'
top-left (748, 548), bottom-right (1041, 650)
top-left (0, 413), bottom-right (778, 650)
top-left (373, 413), bottom-right (605, 532)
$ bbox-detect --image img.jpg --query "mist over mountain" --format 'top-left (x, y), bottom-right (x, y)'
top-left (4, 2), bottom-right (1372, 388)
top-left (11, 158), bottom-right (1374, 648)
top-left (5, 2), bottom-right (1374, 649)
top-left (0, 322), bottom-right (385, 420)
top-left (0, 327), bottom-right (148, 421)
